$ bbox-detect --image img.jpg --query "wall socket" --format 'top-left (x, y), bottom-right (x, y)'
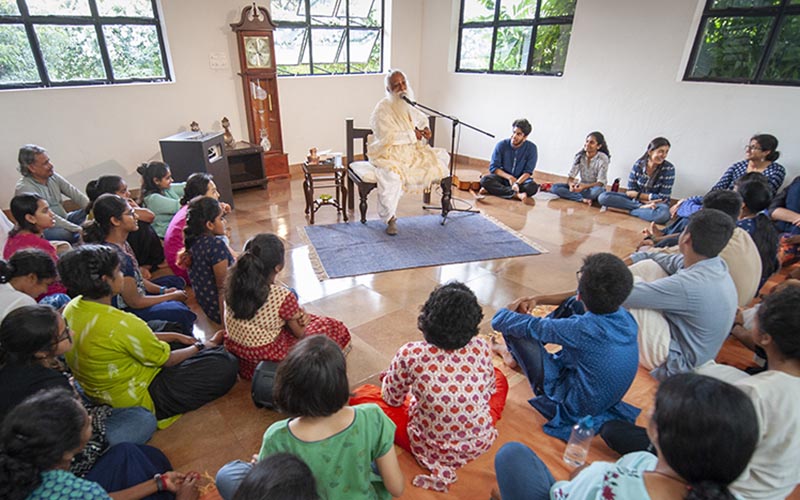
top-left (209, 52), bottom-right (229, 70)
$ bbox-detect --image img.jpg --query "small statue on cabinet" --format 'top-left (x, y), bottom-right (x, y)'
top-left (190, 121), bottom-right (200, 132)
top-left (307, 147), bottom-right (319, 165)
top-left (221, 117), bottom-right (236, 148)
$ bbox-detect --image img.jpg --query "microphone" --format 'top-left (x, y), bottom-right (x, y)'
top-left (400, 94), bottom-right (417, 106)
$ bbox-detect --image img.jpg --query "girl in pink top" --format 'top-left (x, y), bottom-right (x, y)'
top-left (164, 173), bottom-right (231, 284)
top-left (3, 193), bottom-right (68, 303)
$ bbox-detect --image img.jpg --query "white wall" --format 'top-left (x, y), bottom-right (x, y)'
top-left (418, 0), bottom-right (799, 198)
top-left (2, 0), bottom-right (797, 208)
top-left (0, 0), bottom-right (425, 208)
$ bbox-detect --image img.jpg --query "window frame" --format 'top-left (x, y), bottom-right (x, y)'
top-left (0, 0), bottom-right (171, 90)
top-left (684, 0), bottom-right (800, 87)
top-left (273, 0), bottom-right (385, 77)
top-left (455, 0), bottom-right (575, 76)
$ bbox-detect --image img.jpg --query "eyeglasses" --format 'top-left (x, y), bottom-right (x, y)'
top-left (744, 145), bottom-right (762, 152)
top-left (55, 321), bottom-right (72, 344)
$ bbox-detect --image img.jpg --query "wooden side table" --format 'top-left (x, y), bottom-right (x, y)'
top-left (303, 161), bottom-right (348, 224)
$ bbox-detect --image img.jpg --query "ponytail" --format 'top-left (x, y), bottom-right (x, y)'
top-left (0, 249), bottom-right (57, 284)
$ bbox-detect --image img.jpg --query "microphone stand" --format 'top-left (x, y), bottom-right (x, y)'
top-left (402, 96), bottom-right (494, 225)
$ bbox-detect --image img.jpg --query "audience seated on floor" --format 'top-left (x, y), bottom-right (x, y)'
top-left (670, 133), bottom-right (785, 225)
top-left (15, 144), bottom-right (88, 244)
top-left (494, 373), bottom-right (758, 500)
top-left (83, 193), bottom-right (195, 335)
top-left (624, 209), bottom-right (737, 380)
top-left (164, 173), bottom-right (232, 285)
top-left (597, 137), bottom-right (674, 224)
top-left (216, 335), bottom-right (405, 500)
top-left (551, 131), bottom-right (610, 205)
top-left (730, 279), bottom-right (800, 360)
top-left (770, 175), bottom-right (800, 266)
top-left (0, 305), bottom-right (157, 476)
top-left (4, 193), bottom-right (70, 308)
top-left (137, 161), bottom-right (186, 239)
top-left (224, 233), bottom-right (351, 380)
top-left (491, 253), bottom-right (639, 441)
top-left (643, 190), bottom-right (762, 308)
top-left (58, 244), bottom-right (238, 429)
top-left (179, 196), bottom-right (234, 325)
top-left (603, 285), bottom-right (800, 500)
top-left (0, 249), bottom-right (58, 323)
top-left (351, 281), bottom-right (508, 492)
top-left (0, 388), bottom-right (200, 500)
top-left (86, 175), bottom-right (166, 274)
top-left (735, 173), bottom-right (780, 290)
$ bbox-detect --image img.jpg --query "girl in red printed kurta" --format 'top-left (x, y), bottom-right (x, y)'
top-left (223, 233), bottom-right (351, 380)
top-left (351, 282), bottom-right (508, 492)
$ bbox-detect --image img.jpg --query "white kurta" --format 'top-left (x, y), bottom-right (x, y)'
top-left (368, 97), bottom-right (449, 221)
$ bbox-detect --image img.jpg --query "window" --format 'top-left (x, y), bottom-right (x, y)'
top-left (685, 0), bottom-right (800, 86)
top-left (270, 0), bottom-right (383, 76)
top-left (0, 0), bottom-right (170, 90)
top-left (456, 0), bottom-right (576, 76)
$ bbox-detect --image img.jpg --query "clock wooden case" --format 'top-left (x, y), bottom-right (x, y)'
top-left (231, 4), bottom-right (289, 179)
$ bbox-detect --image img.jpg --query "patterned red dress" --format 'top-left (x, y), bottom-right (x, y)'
top-left (223, 284), bottom-right (351, 379)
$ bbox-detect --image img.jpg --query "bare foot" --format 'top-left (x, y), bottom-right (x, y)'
top-left (470, 189), bottom-right (486, 201)
top-left (491, 337), bottom-right (517, 368)
top-left (582, 198), bottom-right (593, 206)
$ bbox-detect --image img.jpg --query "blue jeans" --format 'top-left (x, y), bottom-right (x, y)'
top-left (597, 191), bottom-right (671, 224)
top-left (43, 208), bottom-right (86, 243)
top-left (126, 301), bottom-right (197, 336)
top-left (216, 460), bottom-right (253, 500)
top-left (495, 442), bottom-right (555, 500)
top-left (551, 184), bottom-right (605, 202)
top-left (776, 180), bottom-right (800, 234)
top-left (105, 406), bottom-right (158, 446)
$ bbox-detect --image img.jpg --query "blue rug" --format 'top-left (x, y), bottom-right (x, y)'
top-left (299, 212), bottom-right (546, 280)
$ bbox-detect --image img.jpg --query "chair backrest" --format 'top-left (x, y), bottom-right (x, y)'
top-left (345, 116), bottom-right (437, 166)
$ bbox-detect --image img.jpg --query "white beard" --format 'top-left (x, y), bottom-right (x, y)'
top-left (388, 87), bottom-right (416, 117)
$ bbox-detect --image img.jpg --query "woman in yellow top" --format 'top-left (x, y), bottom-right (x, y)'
top-left (59, 244), bottom-right (238, 428)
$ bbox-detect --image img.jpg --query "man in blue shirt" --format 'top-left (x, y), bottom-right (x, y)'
top-left (479, 119), bottom-right (538, 202)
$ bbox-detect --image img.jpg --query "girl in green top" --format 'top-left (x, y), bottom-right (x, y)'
top-left (137, 161), bottom-right (185, 238)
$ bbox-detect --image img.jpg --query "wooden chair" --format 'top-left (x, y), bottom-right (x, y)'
top-left (345, 116), bottom-right (437, 223)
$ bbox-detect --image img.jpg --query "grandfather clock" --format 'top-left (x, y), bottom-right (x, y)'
top-left (231, 4), bottom-right (290, 179)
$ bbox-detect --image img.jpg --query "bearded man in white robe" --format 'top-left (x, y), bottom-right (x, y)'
top-left (369, 70), bottom-right (449, 235)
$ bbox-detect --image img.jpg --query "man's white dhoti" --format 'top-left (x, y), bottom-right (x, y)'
top-left (368, 97), bottom-right (449, 222)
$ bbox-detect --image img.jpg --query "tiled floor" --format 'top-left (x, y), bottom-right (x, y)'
top-left (149, 172), bottom-right (773, 499)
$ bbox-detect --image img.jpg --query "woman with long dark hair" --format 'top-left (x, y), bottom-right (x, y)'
top-left (86, 174), bottom-right (165, 273)
top-left (551, 131), bottom-right (611, 205)
top-left (0, 389), bottom-right (199, 500)
top-left (83, 194), bottom-right (196, 335)
top-left (137, 161), bottom-right (185, 238)
top-left (59, 244), bottom-right (238, 428)
top-left (0, 305), bottom-right (157, 473)
top-left (597, 137), bottom-right (675, 224)
top-left (0, 249), bottom-right (57, 323)
top-left (223, 233), bottom-right (351, 379)
top-left (495, 373), bottom-right (758, 500)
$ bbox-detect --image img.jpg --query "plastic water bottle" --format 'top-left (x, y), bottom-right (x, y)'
top-left (563, 416), bottom-right (595, 467)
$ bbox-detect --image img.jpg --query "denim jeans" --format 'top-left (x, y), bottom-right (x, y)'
top-left (495, 442), bottom-right (555, 500)
top-left (597, 192), bottom-right (671, 224)
top-left (105, 406), bottom-right (158, 446)
top-left (551, 184), bottom-right (605, 202)
top-left (216, 460), bottom-right (253, 500)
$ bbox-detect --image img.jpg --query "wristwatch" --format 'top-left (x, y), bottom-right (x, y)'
top-left (194, 341), bottom-right (205, 351)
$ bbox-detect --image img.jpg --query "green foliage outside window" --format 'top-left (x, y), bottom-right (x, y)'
top-left (686, 1), bottom-right (800, 85)
top-left (272, 0), bottom-right (383, 77)
top-left (0, 0), bottom-right (169, 89)
top-left (457, 0), bottom-right (576, 76)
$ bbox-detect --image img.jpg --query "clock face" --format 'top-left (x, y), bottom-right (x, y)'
top-left (244, 36), bottom-right (272, 69)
